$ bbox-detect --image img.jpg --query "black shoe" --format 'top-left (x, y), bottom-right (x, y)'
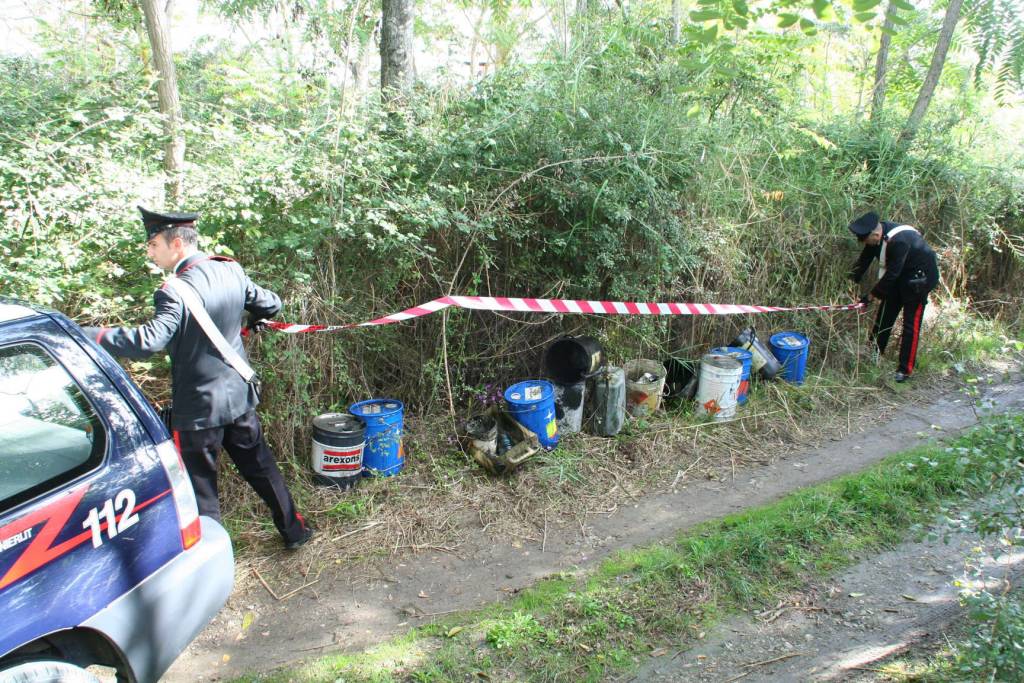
top-left (893, 371), bottom-right (910, 383)
top-left (285, 524), bottom-right (315, 550)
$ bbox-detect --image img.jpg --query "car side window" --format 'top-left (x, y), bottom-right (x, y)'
top-left (0, 343), bottom-right (106, 511)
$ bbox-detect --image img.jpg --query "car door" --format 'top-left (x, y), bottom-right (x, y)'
top-left (0, 315), bottom-right (182, 657)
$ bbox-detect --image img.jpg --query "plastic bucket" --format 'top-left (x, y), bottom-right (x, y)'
top-left (553, 380), bottom-right (586, 435)
top-left (709, 347), bottom-right (753, 405)
top-left (504, 380), bottom-right (559, 450)
top-left (544, 336), bottom-right (606, 384)
top-left (695, 354), bottom-right (742, 419)
top-left (624, 359), bottom-right (668, 417)
top-left (349, 399), bottom-right (405, 476)
top-left (311, 413), bottom-right (365, 490)
top-left (769, 332), bottom-right (810, 385)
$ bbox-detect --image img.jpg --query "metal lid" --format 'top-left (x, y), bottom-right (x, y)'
top-left (709, 346), bottom-right (752, 360)
top-left (701, 353), bottom-right (742, 370)
top-left (312, 413), bottom-right (365, 435)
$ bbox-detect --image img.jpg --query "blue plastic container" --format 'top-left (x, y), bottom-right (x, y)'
top-left (349, 399), bottom-right (405, 476)
top-left (504, 380), bottom-right (559, 450)
top-left (710, 347), bottom-right (753, 404)
top-left (769, 332), bottom-right (810, 385)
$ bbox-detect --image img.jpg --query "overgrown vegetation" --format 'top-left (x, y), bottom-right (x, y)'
top-left (3, 11), bottom-right (1023, 419)
top-left (2, 0), bottom-right (1024, 551)
top-left (231, 412), bottom-right (1024, 682)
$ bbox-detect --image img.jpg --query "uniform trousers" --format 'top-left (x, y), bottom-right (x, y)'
top-left (871, 292), bottom-right (928, 375)
top-left (174, 410), bottom-right (305, 543)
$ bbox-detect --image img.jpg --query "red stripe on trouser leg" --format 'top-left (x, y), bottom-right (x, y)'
top-left (907, 303), bottom-right (924, 373)
top-left (172, 430), bottom-right (181, 454)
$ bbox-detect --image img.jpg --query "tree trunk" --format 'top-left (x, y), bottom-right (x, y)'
top-left (672, 0), bottom-right (681, 43)
top-left (870, 0), bottom-right (898, 121)
top-left (902, 0), bottom-right (964, 140)
top-left (140, 0), bottom-right (185, 205)
top-left (380, 0), bottom-right (415, 104)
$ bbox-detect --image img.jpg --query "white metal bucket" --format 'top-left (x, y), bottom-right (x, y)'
top-left (695, 354), bottom-right (742, 419)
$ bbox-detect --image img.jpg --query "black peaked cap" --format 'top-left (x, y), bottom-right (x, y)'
top-left (139, 206), bottom-right (199, 240)
top-left (848, 211), bottom-right (880, 237)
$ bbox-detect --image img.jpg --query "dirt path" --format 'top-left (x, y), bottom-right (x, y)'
top-left (628, 508), bottom-right (1024, 682)
top-left (165, 373), bottom-right (1024, 682)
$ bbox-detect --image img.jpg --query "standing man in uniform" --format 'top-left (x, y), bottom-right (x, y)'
top-left (86, 207), bottom-right (314, 549)
top-left (848, 211), bottom-right (940, 383)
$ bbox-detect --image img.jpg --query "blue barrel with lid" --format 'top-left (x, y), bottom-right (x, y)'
top-left (504, 380), bottom-right (559, 450)
top-left (349, 399), bottom-right (405, 476)
top-left (769, 332), bottom-right (810, 385)
top-left (709, 347), bottom-right (753, 404)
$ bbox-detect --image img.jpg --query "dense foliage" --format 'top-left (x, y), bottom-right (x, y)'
top-left (2, 6), bottom-right (1023, 430)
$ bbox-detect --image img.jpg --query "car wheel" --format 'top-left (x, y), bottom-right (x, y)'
top-left (0, 660), bottom-right (101, 683)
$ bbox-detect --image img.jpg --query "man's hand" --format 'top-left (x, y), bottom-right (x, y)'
top-left (246, 318), bottom-right (269, 335)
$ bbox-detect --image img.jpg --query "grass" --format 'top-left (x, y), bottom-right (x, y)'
top-left (232, 410), bottom-right (1024, 683)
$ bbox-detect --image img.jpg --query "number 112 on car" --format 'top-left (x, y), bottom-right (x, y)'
top-left (82, 489), bottom-right (140, 548)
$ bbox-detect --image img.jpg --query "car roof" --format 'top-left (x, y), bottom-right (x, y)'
top-left (0, 301), bottom-right (40, 324)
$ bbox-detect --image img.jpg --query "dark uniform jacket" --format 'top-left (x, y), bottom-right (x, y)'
top-left (87, 253), bottom-right (281, 431)
top-left (850, 221), bottom-right (940, 300)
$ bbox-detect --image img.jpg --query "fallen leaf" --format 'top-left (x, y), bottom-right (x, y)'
top-left (241, 611), bottom-right (254, 632)
top-left (418, 591), bottom-right (429, 599)
top-left (901, 594), bottom-right (918, 602)
top-left (475, 672), bottom-right (490, 680)
top-left (447, 626), bottom-right (463, 638)
top-left (848, 592), bottom-right (865, 598)
top-left (221, 654), bottom-right (231, 663)
top-left (650, 647), bottom-right (668, 657)
top-left (578, 643), bottom-right (592, 652)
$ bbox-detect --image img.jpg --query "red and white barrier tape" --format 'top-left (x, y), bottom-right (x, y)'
top-left (264, 295), bottom-right (865, 333)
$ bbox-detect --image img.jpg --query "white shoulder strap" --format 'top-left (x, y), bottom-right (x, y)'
top-left (879, 225), bottom-right (918, 279)
top-left (164, 276), bottom-right (256, 383)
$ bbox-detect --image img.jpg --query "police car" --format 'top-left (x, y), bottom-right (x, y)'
top-left (0, 301), bottom-right (234, 682)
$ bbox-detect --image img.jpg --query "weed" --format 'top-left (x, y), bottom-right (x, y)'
top-left (485, 612), bottom-right (550, 650)
top-left (327, 497), bottom-right (368, 522)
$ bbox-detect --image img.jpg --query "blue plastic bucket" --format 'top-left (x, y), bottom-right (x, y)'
top-left (709, 347), bottom-right (753, 404)
top-left (504, 380), bottom-right (559, 450)
top-left (769, 332), bottom-right (810, 385)
top-left (349, 399), bottom-right (405, 476)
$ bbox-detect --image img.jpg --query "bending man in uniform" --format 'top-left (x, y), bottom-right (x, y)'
top-left (848, 211), bottom-right (940, 383)
top-left (86, 207), bottom-right (313, 549)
